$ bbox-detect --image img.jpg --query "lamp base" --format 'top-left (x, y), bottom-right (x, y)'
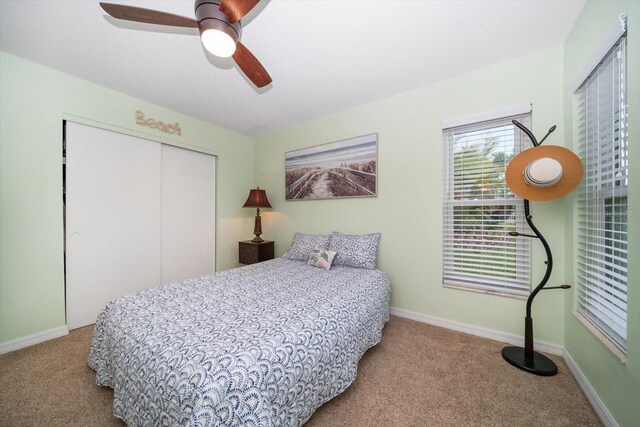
top-left (251, 209), bottom-right (264, 244)
top-left (501, 346), bottom-right (558, 376)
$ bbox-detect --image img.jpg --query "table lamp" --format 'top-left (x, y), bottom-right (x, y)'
top-left (243, 187), bottom-right (272, 243)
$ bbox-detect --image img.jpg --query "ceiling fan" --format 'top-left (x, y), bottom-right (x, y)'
top-left (99, 0), bottom-right (272, 88)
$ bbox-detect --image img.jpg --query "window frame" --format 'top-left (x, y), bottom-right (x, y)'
top-left (573, 26), bottom-right (628, 356)
top-left (442, 107), bottom-right (532, 298)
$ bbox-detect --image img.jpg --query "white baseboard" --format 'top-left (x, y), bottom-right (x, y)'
top-left (562, 348), bottom-right (619, 427)
top-left (0, 325), bottom-right (69, 355)
top-left (390, 306), bottom-right (564, 355)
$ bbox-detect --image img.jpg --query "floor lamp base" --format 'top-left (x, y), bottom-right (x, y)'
top-left (501, 346), bottom-right (558, 376)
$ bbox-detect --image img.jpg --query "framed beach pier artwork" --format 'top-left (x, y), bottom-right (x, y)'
top-left (285, 133), bottom-right (378, 200)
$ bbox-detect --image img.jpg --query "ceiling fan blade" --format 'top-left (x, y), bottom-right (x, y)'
top-left (100, 3), bottom-right (198, 28)
top-left (220, 0), bottom-right (260, 23)
top-left (232, 42), bottom-right (272, 88)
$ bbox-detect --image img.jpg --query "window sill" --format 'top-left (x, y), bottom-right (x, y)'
top-left (573, 311), bottom-right (627, 364)
top-left (443, 283), bottom-right (528, 300)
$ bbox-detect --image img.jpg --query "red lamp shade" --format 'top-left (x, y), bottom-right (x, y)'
top-left (243, 187), bottom-right (272, 208)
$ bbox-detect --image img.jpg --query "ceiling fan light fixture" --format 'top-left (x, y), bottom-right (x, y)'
top-left (201, 28), bottom-right (237, 57)
top-left (195, 0), bottom-right (242, 58)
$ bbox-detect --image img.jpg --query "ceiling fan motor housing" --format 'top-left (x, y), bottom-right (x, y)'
top-left (195, 0), bottom-right (242, 45)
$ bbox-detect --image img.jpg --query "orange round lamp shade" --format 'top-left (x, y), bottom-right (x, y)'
top-left (506, 145), bottom-right (583, 202)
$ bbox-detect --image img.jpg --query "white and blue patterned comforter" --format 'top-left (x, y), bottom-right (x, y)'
top-left (88, 258), bottom-right (391, 426)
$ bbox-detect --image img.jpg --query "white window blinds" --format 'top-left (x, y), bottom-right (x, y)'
top-left (443, 112), bottom-right (532, 296)
top-left (575, 34), bottom-right (628, 353)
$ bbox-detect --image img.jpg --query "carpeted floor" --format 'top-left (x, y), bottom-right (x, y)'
top-left (0, 315), bottom-right (601, 426)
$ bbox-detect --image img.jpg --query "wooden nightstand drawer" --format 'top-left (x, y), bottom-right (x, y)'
top-left (240, 244), bottom-right (258, 258)
top-left (239, 240), bottom-right (274, 264)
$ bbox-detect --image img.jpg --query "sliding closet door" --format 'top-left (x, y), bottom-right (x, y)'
top-left (65, 122), bottom-right (162, 329)
top-left (161, 145), bottom-right (216, 284)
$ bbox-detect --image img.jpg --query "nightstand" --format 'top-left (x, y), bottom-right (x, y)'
top-left (239, 240), bottom-right (274, 264)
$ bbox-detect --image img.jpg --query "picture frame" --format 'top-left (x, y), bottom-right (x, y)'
top-left (285, 133), bottom-right (378, 200)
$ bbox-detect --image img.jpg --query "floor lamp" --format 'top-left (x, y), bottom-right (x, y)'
top-left (501, 120), bottom-right (583, 376)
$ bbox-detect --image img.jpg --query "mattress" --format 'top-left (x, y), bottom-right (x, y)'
top-left (88, 258), bottom-right (391, 426)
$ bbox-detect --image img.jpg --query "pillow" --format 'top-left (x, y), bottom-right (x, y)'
top-left (281, 233), bottom-right (331, 261)
top-left (307, 247), bottom-right (337, 271)
top-left (328, 231), bottom-right (381, 269)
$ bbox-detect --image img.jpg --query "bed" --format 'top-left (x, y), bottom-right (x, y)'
top-left (88, 257), bottom-right (391, 426)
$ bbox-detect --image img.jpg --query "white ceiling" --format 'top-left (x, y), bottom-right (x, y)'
top-left (0, 0), bottom-right (585, 137)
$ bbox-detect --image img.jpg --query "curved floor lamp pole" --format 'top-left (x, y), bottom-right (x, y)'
top-left (501, 199), bottom-right (566, 376)
top-left (501, 120), bottom-right (575, 376)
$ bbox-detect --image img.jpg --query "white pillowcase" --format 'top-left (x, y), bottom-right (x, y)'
top-left (328, 232), bottom-right (381, 269)
top-left (281, 233), bottom-right (331, 261)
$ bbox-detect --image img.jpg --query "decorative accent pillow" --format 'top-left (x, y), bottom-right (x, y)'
top-left (307, 247), bottom-right (337, 271)
top-left (281, 233), bottom-right (331, 261)
top-left (328, 232), bottom-right (381, 269)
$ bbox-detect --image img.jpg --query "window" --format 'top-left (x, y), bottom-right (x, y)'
top-left (575, 33), bottom-right (628, 353)
top-left (442, 109), bottom-right (531, 296)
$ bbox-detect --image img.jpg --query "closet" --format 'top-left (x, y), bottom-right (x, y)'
top-left (64, 122), bottom-right (216, 329)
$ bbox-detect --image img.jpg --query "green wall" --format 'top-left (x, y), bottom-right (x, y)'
top-left (563, 1), bottom-right (640, 426)
top-left (254, 45), bottom-right (568, 345)
top-left (0, 52), bottom-right (254, 344)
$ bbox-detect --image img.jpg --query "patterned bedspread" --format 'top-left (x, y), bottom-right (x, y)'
top-left (88, 258), bottom-right (391, 426)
